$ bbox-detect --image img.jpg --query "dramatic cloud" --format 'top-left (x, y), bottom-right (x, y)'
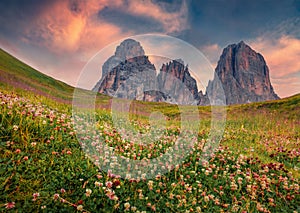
top-left (22, 0), bottom-right (127, 54)
top-left (250, 36), bottom-right (300, 78)
top-left (249, 35), bottom-right (300, 97)
top-left (125, 0), bottom-right (189, 34)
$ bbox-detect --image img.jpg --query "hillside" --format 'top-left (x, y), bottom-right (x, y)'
top-left (0, 48), bottom-right (74, 102)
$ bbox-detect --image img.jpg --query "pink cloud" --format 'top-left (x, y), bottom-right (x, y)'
top-left (250, 35), bottom-right (300, 78)
top-left (249, 35), bottom-right (300, 97)
top-left (23, 0), bottom-right (129, 55)
top-left (22, 0), bottom-right (189, 56)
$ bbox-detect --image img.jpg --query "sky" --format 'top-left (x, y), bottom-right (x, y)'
top-left (0, 0), bottom-right (299, 97)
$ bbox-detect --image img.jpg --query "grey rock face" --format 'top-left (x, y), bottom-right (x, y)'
top-left (157, 60), bottom-right (199, 105)
top-left (95, 39), bottom-right (280, 106)
top-left (98, 56), bottom-right (157, 100)
top-left (93, 39), bottom-right (145, 92)
top-left (205, 41), bottom-right (279, 105)
top-left (95, 39), bottom-right (199, 105)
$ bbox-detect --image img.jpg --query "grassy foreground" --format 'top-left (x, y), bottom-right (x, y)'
top-left (0, 86), bottom-right (299, 212)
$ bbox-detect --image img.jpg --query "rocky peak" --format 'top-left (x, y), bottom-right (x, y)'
top-left (97, 55), bottom-right (156, 100)
top-left (93, 39), bottom-right (145, 92)
top-left (206, 41), bottom-right (279, 105)
top-left (94, 39), bottom-right (279, 106)
top-left (157, 60), bottom-right (199, 104)
top-left (115, 39), bottom-right (145, 60)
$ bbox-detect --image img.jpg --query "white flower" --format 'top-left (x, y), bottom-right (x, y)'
top-left (94, 181), bottom-right (102, 187)
top-left (77, 205), bottom-right (83, 211)
top-left (85, 188), bottom-right (92, 197)
top-left (124, 202), bottom-right (130, 210)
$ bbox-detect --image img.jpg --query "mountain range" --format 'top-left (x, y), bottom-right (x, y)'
top-left (93, 39), bottom-right (280, 105)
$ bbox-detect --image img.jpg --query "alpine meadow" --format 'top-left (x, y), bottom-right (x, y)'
top-left (0, 45), bottom-right (299, 212)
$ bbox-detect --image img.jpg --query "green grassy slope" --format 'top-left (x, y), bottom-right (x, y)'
top-left (0, 48), bottom-right (74, 101)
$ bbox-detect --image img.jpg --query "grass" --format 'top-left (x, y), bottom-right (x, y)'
top-left (0, 48), bottom-right (299, 212)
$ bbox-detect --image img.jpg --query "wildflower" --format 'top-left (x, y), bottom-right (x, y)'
top-left (85, 189), bottom-right (92, 197)
top-left (246, 185), bottom-right (252, 193)
top-left (237, 177), bottom-right (243, 185)
top-left (23, 156), bottom-right (29, 161)
top-left (205, 170), bottom-right (210, 176)
top-left (94, 181), bottom-right (102, 187)
top-left (15, 149), bottom-right (21, 154)
top-left (245, 175), bottom-right (251, 182)
top-left (147, 180), bottom-right (154, 190)
top-left (77, 205), bottom-right (83, 211)
top-left (204, 196), bottom-right (209, 202)
top-left (114, 203), bottom-right (120, 209)
top-left (60, 188), bottom-right (66, 193)
top-left (106, 181), bottom-right (113, 188)
top-left (32, 192), bottom-right (40, 201)
top-left (53, 193), bottom-right (60, 200)
top-left (293, 183), bottom-right (299, 191)
top-left (215, 198), bottom-right (220, 205)
top-left (230, 182), bottom-right (238, 191)
top-left (261, 181), bottom-right (266, 190)
top-left (5, 202), bottom-right (15, 209)
top-left (124, 202), bottom-right (130, 210)
top-left (41, 205), bottom-right (46, 209)
top-left (105, 189), bottom-right (115, 200)
top-left (13, 125), bottom-right (18, 131)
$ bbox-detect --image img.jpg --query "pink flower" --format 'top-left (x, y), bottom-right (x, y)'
top-left (105, 190), bottom-right (115, 200)
top-left (5, 202), bottom-right (15, 209)
top-left (60, 188), bottom-right (66, 194)
top-left (32, 192), bottom-right (40, 201)
top-left (53, 193), bottom-right (60, 200)
top-left (106, 181), bottom-right (113, 188)
top-left (23, 156), bottom-right (29, 161)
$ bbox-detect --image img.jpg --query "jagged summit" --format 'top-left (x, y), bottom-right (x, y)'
top-left (205, 41), bottom-right (279, 105)
top-left (94, 39), bottom-right (279, 105)
top-left (115, 39), bottom-right (145, 59)
top-left (93, 39), bottom-right (145, 92)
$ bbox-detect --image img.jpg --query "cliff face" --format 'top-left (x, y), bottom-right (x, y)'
top-left (93, 39), bottom-right (145, 92)
top-left (95, 39), bottom-right (199, 105)
top-left (205, 41), bottom-right (279, 105)
top-left (157, 60), bottom-right (199, 105)
top-left (98, 56), bottom-right (156, 100)
top-left (94, 39), bottom-right (280, 106)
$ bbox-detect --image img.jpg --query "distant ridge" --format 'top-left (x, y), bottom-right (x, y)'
top-left (94, 40), bottom-right (280, 105)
